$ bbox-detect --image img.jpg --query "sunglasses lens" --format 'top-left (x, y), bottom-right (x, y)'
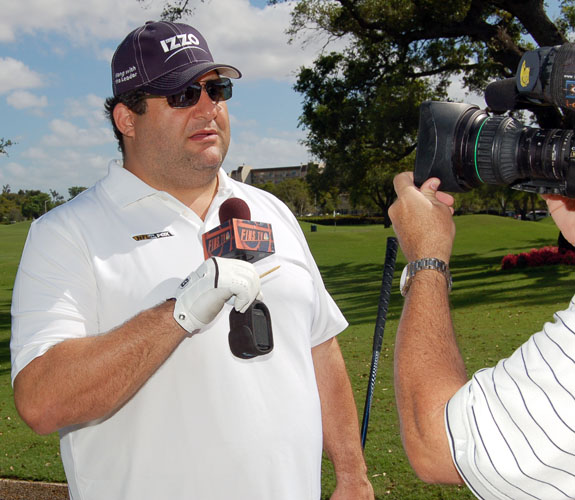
top-left (166, 87), bottom-right (201, 108)
top-left (165, 78), bottom-right (233, 108)
top-left (206, 79), bottom-right (233, 102)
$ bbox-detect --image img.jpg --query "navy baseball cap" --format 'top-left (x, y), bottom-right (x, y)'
top-left (111, 21), bottom-right (241, 97)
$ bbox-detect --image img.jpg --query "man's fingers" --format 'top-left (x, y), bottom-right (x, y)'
top-left (419, 177), bottom-right (440, 197)
top-left (392, 172), bottom-right (454, 211)
top-left (393, 171), bottom-right (415, 195)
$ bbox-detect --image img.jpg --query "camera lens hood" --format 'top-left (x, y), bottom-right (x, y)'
top-left (414, 101), bottom-right (481, 192)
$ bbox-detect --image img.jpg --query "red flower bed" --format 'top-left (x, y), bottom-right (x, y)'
top-left (501, 246), bottom-right (575, 270)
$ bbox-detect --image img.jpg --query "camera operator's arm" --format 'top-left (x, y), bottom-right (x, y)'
top-left (542, 194), bottom-right (575, 244)
top-left (389, 172), bottom-right (467, 483)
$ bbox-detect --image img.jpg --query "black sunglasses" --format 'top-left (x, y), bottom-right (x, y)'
top-left (146, 78), bottom-right (233, 109)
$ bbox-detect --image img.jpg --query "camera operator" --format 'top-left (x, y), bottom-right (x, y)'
top-left (389, 172), bottom-right (575, 499)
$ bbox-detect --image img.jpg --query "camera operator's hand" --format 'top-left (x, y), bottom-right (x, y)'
top-left (542, 194), bottom-right (575, 245)
top-left (173, 257), bottom-right (262, 334)
top-left (389, 172), bottom-right (456, 263)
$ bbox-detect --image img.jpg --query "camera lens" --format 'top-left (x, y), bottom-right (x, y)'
top-left (414, 101), bottom-right (575, 196)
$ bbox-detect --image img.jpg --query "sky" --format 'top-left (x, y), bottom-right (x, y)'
top-left (0, 0), bottom-right (562, 197)
top-left (0, 0), bottom-right (347, 196)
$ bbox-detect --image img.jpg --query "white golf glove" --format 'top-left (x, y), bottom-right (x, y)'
top-left (173, 257), bottom-right (262, 334)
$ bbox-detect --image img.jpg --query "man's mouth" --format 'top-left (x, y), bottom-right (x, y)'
top-left (189, 129), bottom-right (218, 141)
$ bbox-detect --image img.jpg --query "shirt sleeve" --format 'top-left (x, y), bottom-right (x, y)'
top-left (284, 207), bottom-right (348, 347)
top-left (11, 215), bottom-right (98, 385)
top-left (445, 296), bottom-right (575, 500)
top-left (304, 244), bottom-right (348, 347)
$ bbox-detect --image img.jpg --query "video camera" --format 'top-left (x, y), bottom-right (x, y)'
top-left (414, 43), bottom-right (575, 198)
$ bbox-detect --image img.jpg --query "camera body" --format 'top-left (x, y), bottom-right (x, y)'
top-left (414, 43), bottom-right (575, 198)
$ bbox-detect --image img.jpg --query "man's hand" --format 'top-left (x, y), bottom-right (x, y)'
top-left (388, 172), bottom-right (456, 263)
top-left (542, 194), bottom-right (575, 245)
top-left (173, 257), bottom-right (262, 334)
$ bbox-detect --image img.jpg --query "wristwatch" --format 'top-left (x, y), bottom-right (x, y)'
top-left (400, 258), bottom-right (452, 297)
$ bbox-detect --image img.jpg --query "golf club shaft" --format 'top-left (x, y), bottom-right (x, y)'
top-left (361, 236), bottom-right (398, 449)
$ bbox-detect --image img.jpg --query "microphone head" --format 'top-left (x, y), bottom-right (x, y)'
top-left (219, 198), bottom-right (251, 223)
top-left (204, 197), bottom-right (274, 262)
top-left (485, 78), bottom-right (518, 112)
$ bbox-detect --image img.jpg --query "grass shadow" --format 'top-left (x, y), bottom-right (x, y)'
top-left (0, 302), bottom-right (12, 377)
top-left (319, 251), bottom-right (575, 329)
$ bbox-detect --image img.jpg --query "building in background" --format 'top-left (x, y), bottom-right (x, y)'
top-left (229, 164), bottom-right (312, 185)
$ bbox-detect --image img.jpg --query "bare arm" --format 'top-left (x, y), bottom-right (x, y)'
top-left (541, 194), bottom-right (575, 244)
top-left (312, 337), bottom-right (374, 500)
top-left (14, 300), bottom-right (185, 435)
top-left (13, 256), bottom-right (261, 436)
top-left (388, 173), bottom-right (467, 483)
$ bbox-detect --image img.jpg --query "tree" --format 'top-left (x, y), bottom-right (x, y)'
top-left (0, 138), bottom-right (14, 156)
top-left (20, 190), bottom-right (51, 219)
top-left (286, 0), bottom-right (575, 223)
top-left (68, 186), bottom-right (87, 200)
top-left (50, 189), bottom-right (65, 206)
top-left (256, 178), bottom-right (313, 216)
top-left (137, 0), bottom-right (196, 21)
top-left (275, 178), bottom-right (313, 216)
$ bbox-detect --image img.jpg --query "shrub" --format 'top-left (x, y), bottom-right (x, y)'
top-left (501, 246), bottom-right (575, 270)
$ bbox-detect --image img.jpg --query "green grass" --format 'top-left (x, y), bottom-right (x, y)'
top-left (0, 216), bottom-right (572, 499)
top-left (0, 222), bottom-right (65, 481)
top-left (304, 215), bottom-right (571, 499)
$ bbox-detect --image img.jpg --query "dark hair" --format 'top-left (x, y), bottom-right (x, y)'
top-left (104, 90), bottom-right (149, 155)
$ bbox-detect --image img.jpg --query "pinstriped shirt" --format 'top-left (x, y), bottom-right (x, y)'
top-left (446, 296), bottom-right (575, 500)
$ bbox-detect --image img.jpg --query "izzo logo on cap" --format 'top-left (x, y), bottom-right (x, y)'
top-left (160, 34), bottom-right (201, 54)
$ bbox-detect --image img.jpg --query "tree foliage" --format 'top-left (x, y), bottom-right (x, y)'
top-left (0, 138), bottom-right (14, 156)
top-left (137, 0), bottom-right (197, 21)
top-left (68, 186), bottom-right (88, 200)
top-left (287, 0), bottom-right (575, 223)
top-left (142, 0), bottom-right (574, 222)
top-left (255, 178), bottom-right (314, 216)
top-left (0, 187), bottom-right (73, 223)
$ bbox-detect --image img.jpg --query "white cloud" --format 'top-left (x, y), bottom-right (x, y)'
top-left (20, 147), bottom-right (49, 160)
top-left (42, 119), bottom-right (114, 148)
top-left (0, 57), bottom-right (44, 94)
top-left (6, 90), bottom-right (48, 114)
top-left (0, 0), bottom-right (162, 44)
top-left (190, 0), bottom-right (344, 81)
top-left (223, 128), bottom-right (311, 171)
top-left (1, 0), bottom-right (339, 82)
top-left (64, 94), bottom-right (108, 126)
top-left (0, 151), bottom-right (113, 195)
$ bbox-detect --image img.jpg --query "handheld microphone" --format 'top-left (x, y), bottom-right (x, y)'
top-left (202, 198), bottom-right (274, 262)
top-left (202, 197), bottom-right (275, 359)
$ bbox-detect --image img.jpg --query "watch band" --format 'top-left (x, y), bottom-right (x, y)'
top-left (400, 258), bottom-right (452, 297)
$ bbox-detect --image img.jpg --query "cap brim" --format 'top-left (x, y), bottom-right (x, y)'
top-left (140, 62), bottom-right (241, 96)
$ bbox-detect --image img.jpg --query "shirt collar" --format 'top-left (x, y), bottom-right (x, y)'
top-left (101, 161), bottom-right (159, 208)
top-left (101, 161), bottom-right (235, 211)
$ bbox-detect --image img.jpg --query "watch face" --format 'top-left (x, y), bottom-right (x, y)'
top-left (400, 264), bottom-right (409, 296)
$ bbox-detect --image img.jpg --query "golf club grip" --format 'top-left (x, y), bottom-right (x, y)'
top-left (372, 236), bottom-right (398, 353)
top-left (361, 236), bottom-right (398, 448)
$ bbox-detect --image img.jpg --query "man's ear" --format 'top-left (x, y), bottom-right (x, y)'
top-left (113, 103), bottom-right (136, 138)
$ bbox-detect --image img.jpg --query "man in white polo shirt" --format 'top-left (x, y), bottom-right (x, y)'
top-left (389, 171), bottom-right (575, 499)
top-left (10, 21), bottom-right (374, 500)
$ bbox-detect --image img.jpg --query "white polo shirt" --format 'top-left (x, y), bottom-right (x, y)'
top-left (446, 295), bottom-right (575, 499)
top-left (11, 163), bottom-right (348, 500)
